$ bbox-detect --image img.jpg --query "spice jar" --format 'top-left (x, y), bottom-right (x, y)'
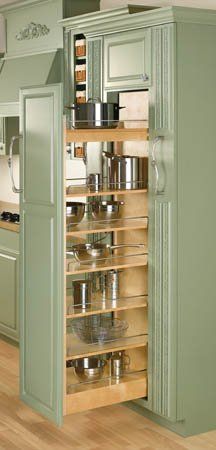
top-left (75, 64), bottom-right (86, 82)
top-left (76, 90), bottom-right (86, 104)
top-left (75, 39), bottom-right (86, 57)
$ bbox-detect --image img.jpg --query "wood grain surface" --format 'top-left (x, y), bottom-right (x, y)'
top-left (0, 338), bottom-right (216, 449)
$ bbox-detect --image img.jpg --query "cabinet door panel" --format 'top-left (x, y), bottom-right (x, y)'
top-left (20, 84), bottom-right (64, 425)
top-left (24, 96), bottom-right (55, 206)
top-left (0, 248), bottom-right (19, 340)
top-left (104, 29), bottom-right (151, 89)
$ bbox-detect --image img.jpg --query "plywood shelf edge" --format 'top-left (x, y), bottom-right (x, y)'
top-left (66, 127), bottom-right (149, 143)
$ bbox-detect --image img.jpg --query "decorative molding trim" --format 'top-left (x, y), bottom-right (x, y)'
top-left (153, 201), bottom-right (171, 418)
top-left (153, 24), bottom-right (173, 131)
top-left (1, 48), bottom-right (60, 61)
top-left (87, 38), bottom-right (102, 100)
top-left (59, 6), bottom-right (216, 37)
top-left (0, 0), bottom-right (51, 13)
top-left (16, 22), bottom-right (50, 41)
top-left (0, 102), bottom-right (19, 117)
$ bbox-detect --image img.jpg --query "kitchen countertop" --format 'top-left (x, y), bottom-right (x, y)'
top-left (0, 201), bottom-right (19, 233)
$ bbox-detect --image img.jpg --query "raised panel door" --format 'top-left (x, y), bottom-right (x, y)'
top-left (104, 28), bottom-right (151, 89)
top-left (19, 84), bottom-right (64, 425)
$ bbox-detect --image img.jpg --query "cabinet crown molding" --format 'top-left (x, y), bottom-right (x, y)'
top-left (59, 6), bottom-right (216, 37)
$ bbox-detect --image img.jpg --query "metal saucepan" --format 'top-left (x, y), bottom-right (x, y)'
top-left (91, 200), bottom-right (124, 221)
top-left (66, 97), bottom-right (125, 129)
top-left (72, 357), bottom-right (106, 382)
top-left (67, 243), bottom-right (145, 263)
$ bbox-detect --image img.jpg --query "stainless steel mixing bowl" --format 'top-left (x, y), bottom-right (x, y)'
top-left (91, 200), bottom-right (124, 221)
top-left (73, 357), bottom-right (106, 382)
top-left (66, 202), bottom-right (86, 226)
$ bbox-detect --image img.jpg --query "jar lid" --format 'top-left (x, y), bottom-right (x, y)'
top-left (75, 39), bottom-right (86, 46)
top-left (75, 64), bottom-right (86, 71)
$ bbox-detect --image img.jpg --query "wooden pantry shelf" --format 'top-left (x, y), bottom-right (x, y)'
top-left (66, 334), bottom-right (148, 361)
top-left (66, 186), bottom-right (147, 198)
top-left (65, 371), bottom-right (147, 415)
top-left (66, 295), bottom-right (148, 318)
top-left (66, 216), bottom-right (148, 236)
top-left (66, 254), bottom-right (148, 275)
top-left (66, 127), bottom-right (149, 143)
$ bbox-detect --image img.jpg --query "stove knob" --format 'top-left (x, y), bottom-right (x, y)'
top-left (1, 211), bottom-right (12, 221)
top-left (11, 213), bottom-right (20, 223)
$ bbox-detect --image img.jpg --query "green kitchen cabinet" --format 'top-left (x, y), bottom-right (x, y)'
top-left (0, 229), bottom-right (19, 341)
top-left (104, 29), bottom-right (151, 90)
top-left (17, 6), bottom-right (216, 435)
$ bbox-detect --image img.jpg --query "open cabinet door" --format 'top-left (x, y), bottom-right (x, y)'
top-left (19, 84), bottom-right (64, 425)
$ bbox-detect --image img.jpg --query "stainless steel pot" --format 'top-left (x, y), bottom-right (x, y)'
top-left (67, 243), bottom-right (145, 263)
top-left (73, 357), bottom-right (106, 382)
top-left (103, 151), bottom-right (147, 190)
top-left (66, 97), bottom-right (125, 129)
top-left (73, 279), bottom-right (92, 311)
top-left (91, 200), bottom-right (124, 221)
top-left (99, 269), bottom-right (121, 300)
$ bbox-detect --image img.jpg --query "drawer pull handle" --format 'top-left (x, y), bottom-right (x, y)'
top-left (151, 136), bottom-right (164, 195)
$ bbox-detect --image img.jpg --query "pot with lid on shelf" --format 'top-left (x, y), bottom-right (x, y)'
top-left (66, 97), bottom-right (125, 129)
top-left (103, 151), bottom-right (148, 190)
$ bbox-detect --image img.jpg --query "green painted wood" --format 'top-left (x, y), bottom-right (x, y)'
top-left (175, 21), bottom-right (216, 436)
top-left (1, 0), bottom-right (65, 58)
top-left (104, 28), bottom-right (151, 90)
top-left (133, 18), bottom-right (216, 437)
top-left (0, 52), bottom-right (62, 104)
top-left (19, 84), bottom-right (64, 425)
top-left (60, 6), bottom-right (216, 37)
top-left (0, 232), bottom-right (19, 342)
top-left (0, 228), bottom-right (19, 252)
top-left (136, 24), bottom-right (178, 423)
top-left (87, 37), bottom-right (102, 100)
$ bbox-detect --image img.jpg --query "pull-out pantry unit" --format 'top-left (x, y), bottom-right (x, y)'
top-left (19, 6), bottom-right (216, 437)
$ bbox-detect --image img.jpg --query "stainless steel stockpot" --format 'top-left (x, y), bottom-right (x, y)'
top-left (103, 151), bottom-right (148, 190)
top-left (66, 97), bottom-right (125, 129)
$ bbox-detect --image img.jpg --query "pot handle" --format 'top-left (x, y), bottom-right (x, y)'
top-left (102, 151), bottom-right (127, 162)
top-left (110, 244), bottom-right (145, 251)
top-left (87, 97), bottom-right (102, 103)
top-left (117, 106), bottom-right (126, 110)
top-left (65, 105), bottom-right (79, 110)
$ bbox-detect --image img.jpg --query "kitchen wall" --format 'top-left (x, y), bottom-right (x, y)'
top-left (0, 156), bottom-right (19, 204)
top-left (100, 0), bottom-right (216, 9)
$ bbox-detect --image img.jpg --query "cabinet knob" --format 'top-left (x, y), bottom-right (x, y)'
top-left (141, 73), bottom-right (149, 82)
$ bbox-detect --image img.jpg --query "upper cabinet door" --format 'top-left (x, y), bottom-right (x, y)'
top-left (104, 28), bottom-right (151, 90)
top-left (19, 84), bottom-right (64, 425)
